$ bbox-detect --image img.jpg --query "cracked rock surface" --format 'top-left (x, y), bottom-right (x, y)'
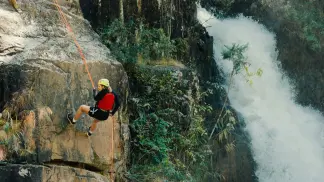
top-left (0, 0), bottom-right (113, 64)
top-left (0, 164), bottom-right (109, 181)
top-left (0, 0), bottom-right (129, 181)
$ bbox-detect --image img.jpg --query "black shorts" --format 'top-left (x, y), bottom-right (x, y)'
top-left (88, 106), bottom-right (109, 121)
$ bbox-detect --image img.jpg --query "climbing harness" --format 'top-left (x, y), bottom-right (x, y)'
top-left (52, 0), bottom-right (95, 89)
top-left (52, 1), bottom-right (115, 181)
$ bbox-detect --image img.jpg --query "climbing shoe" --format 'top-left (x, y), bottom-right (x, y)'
top-left (86, 127), bottom-right (92, 136)
top-left (67, 113), bottom-right (76, 124)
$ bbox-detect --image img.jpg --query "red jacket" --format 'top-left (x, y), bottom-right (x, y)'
top-left (93, 89), bottom-right (120, 115)
top-left (97, 92), bottom-right (115, 111)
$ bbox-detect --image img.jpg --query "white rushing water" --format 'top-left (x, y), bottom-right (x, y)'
top-left (197, 6), bottom-right (324, 182)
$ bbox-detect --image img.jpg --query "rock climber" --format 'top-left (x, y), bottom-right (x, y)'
top-left (67, 78), bottom-right (120, 136)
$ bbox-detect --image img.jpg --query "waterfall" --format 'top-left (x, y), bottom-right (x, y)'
top-left (197, 6), bottom-right (324, 182)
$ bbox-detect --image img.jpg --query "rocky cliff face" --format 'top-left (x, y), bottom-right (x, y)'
top-left (82, 0), bottom-right (198, 38)
top-left (0, 0), bottom-right (129, 181)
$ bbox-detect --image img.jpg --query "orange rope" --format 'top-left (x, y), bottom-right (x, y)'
top-left (110, 116), bottom-right (115, 182)
top-left (52, 0), bottom-right (95, 89)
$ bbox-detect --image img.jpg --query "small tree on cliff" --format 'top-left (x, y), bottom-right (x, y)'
top-left (209, 43), bottom-right (263, 152)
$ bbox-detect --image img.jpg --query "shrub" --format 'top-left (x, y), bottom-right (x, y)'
top-left (100, 19), bottom-right (176, 64)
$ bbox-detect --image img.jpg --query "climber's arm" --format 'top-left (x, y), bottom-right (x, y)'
top-left (93, 88), bottom-right (97, 99)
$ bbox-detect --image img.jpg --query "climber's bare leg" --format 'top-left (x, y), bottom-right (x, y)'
top-left (74, 105), bottom-right (90, 120)
top-left (89, 119), bottom-right (99, 133)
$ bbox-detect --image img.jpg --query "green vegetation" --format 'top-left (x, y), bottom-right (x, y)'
top-left (100, 19), bottom-right (187, 65)
top-left (0, 109), bottom-right (34, 160)
top-left (125, 66), bottom-right (216, 181)
top-left (287, 1), bottom-right (324, 51)
top-left (99, 17), bottom-right (220, 181)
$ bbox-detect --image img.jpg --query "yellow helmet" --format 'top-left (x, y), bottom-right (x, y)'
top-left (98, 78), bottom-right (110, 87)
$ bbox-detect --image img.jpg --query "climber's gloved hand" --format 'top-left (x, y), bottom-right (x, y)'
top-left (92, 88), bottom-right (97, 98)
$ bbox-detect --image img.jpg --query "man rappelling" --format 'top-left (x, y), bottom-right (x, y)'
top-left (67, 78), bottom-right (120, 136)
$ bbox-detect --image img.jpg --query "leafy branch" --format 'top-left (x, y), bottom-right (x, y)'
top-left (208, 43), bottom-right (262, 146)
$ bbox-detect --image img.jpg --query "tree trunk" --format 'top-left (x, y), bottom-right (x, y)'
top-left (119, 0), bottom-right (124, 24)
